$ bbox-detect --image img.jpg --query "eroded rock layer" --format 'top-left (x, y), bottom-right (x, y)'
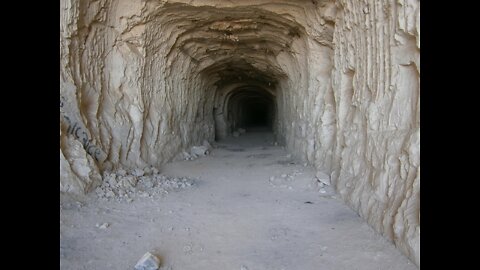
top-left (60, 0), bottom-right (419, 266)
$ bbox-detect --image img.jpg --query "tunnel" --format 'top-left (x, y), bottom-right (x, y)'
top-left (215, 85), bottom-right (276, 140)
top-left (234, 90), bottom-right (275, 131)
top-left (60, 0), bottom-right (420, 268)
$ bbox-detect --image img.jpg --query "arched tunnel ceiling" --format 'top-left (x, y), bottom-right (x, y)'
top-left (201, 57), bottom-right (282, 88)
top-left (149, 2), bottom-right (309, 88)
top-left (228, 87), bottom-right (274, 103)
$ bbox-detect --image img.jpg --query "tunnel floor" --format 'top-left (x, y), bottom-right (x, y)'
top-left (216, 130), bottom-right (275, 148)
top-left (60, 132), bottom-right (416, 270)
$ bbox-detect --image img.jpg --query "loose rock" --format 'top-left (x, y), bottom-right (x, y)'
top-left (134, 252), bottom-right (161, 270)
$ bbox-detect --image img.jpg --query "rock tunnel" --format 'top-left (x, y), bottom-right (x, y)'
top-left (60, 0), bottom-right (420, 268)
top-left (215, 85), bottom-right (277, 139)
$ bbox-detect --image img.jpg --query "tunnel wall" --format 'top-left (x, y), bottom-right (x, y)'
top-left (60, 0), bottom-right (419, 266)
top-left (60, 0), bottom-right (217, 178)
top-left (274, 0), bottom-right (420, 265)
top-left (329, 0), bottom-right (420, 265)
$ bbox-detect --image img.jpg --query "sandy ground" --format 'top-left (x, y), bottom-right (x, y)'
top-left (60, 131), bottom-right (417, 270)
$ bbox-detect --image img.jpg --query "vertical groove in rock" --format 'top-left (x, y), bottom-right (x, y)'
top-left (332, 0), bottom-right (419, 265)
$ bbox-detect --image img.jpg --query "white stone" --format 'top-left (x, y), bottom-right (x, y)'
top-left (143, 167), bottom-right (152, 175)
top-left (144, 180), bottom-right (154, 189)
top-left (134, 252), bottom-right (160, 270)
top-left (125, 175), bottom-right (138, 187)
top-left (315, 171), bottom-right (331, 186)
top-left (203, 140), bottom-right (212, 149)
top-left (117, 169), bottom-right (127, 177)
top-left (132, 169), bottom-right (145, 177)
top-left (107, 176), bottom-right (118, 187)
top-left (191, 145), bottom-right (209, 156)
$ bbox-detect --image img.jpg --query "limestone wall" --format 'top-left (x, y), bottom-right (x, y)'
top-left (329, 0), bottom-right (420, 265)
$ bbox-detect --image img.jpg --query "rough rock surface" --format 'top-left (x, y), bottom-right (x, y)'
top-left (60, 125), bottom-right (102, 194)
top-left (329, 1), bottom-right (420, 265)
top-left (95, 167), bottom-right (195, 202)
top-left (60, 0), bottom-right (419, 266)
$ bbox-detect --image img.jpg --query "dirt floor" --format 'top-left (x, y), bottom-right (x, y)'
top-left (60, 131), bottom-right (417, 270)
